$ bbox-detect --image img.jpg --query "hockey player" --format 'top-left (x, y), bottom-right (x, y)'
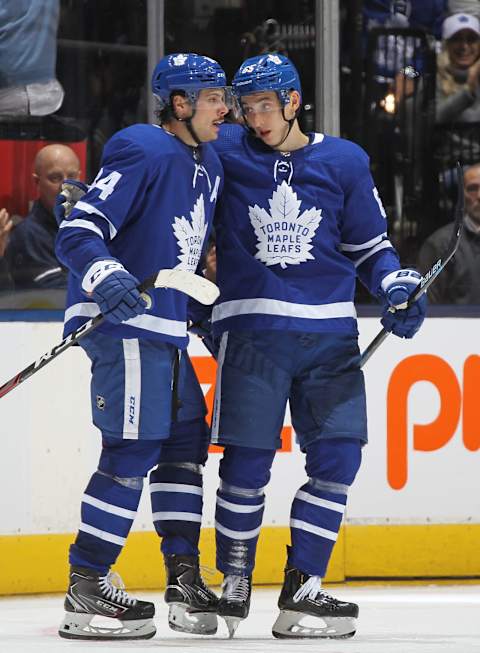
top-left (54, 53), bottom-right (230, 640)
top-left (210, 54), bottom-right (427, 638)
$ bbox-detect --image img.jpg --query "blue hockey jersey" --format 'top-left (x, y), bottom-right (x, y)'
top-left (55, 124), bottom-right (223, 348)
top-left (211, 124), bottom-right (400, 336)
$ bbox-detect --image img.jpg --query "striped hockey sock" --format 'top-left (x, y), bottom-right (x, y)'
top-left (69, 471), bottom-right (143, 572)
top-left (149, 463), bottom-right (203, 556)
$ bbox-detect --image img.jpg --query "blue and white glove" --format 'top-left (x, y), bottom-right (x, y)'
top-left (82, 259), bottom-right (147, 325)
top-left (54, 179), bottom-right (89, 225)
top-left (380, 269), bottom-right (427, 339)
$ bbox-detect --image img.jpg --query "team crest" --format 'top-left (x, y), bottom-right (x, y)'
top-left (249, 181), bottom-right (323, 269)
top-left (172, 53), bottom-right (188, 66)
top-left (173, 194), bottom-right (208, 272)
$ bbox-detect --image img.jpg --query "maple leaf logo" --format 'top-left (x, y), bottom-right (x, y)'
top-left (173, 194), bottom-right (208, 272)
top-left (249, 181), bottom-right (323, 269)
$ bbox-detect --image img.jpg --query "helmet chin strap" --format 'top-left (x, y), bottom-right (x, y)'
top-left (269, 107), bottom-right (296, 149)
top-left (172, 105), bottom-right (203, 146)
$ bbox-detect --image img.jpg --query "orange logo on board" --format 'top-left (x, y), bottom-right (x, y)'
top-left (387, 354), bottom-right (480, 490)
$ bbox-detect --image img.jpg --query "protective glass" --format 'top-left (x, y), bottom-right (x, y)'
top-left (239, 92), bottom-right (284, 117)
top-left (190, 86), bottom-right (236, 112)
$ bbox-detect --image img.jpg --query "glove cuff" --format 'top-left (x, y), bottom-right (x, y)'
top-left (380, 269), bottom-right (421, 294)
top-left (81, 258), bottom-right (125, 292)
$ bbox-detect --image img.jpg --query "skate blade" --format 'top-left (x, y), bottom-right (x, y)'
top-left (168, 603), bottom-right (217, 635)
top-left (222, 615), bottom-right (242, 639)
top-left (272, 609), bottom-right (356, 639)
top-left (59, 612), bottom-right (156, 640)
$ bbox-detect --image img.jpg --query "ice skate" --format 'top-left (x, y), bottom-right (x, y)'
top-left (272, 564), bottom-right (358, 639)
top-left (164, 554), bottom-right (219, 635)
top-left (58, 565), bottom-right (155, 640)
top-left (217, 574), bottom-right (252, 638)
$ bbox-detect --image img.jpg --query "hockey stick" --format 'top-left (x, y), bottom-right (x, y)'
top-left (360, 162), bottom-right (464, 367)
top-left (0, 269), bottom-right (219, 399)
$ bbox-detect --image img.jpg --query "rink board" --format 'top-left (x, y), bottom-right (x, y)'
top-left (0, 317), bottom-right (479, 594)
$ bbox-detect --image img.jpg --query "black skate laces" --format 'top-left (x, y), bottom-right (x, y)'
top-left (293, 575), bottom-right (331, 603)
top-left (99, 571), bottom-right (136, 606)
top-left (222, 575), bottom-right (250, 603)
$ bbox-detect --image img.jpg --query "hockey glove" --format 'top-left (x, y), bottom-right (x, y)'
top-left (81, 258), bottom-right (147, 325)
top-left (380, 269), bottom-right (426, 339)
top-left (54, 179), bottom-right (88, 225)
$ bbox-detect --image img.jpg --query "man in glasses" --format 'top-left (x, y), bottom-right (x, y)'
top-left (418, 162), bottom-right (480, 302)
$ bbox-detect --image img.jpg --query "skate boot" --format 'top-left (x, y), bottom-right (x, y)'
top-left (272, 563), bottom-right (358, 639)
top-left (58, 565), bottom-right (155, 640)
top-left (217, 574), bottom-right (252, 638)
top-left (164, 554), bottom-right (219, 635)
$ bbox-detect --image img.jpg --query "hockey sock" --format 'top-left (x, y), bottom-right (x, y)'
top-left (149, 463), bottom-right (203, 556)
top-left (69, 471), bottom-right (143, 573)
top-left (289, 438), bottom-right (362, 576)
top-left (215, 445), bottom-right (275, 576)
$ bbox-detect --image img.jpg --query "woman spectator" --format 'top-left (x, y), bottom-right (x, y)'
top-left (436, 13), bottom-right (480, 123)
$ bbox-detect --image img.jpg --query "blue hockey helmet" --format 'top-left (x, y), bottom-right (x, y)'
top-left (232, 54), bottom-right (302, 106)
top-left (151, 53), bottom-right (228, 108)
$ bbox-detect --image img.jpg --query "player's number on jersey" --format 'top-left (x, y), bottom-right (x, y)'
top-left (91, 169), bottom-right (122, 200)
top-left (373, 186), bottom-right (387, 218)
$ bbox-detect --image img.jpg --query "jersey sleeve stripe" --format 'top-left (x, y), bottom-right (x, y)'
top-left (63, 302), bottom-right (187, 338)
top-left (73, 200), bottom-right (118, 238)
top-left (339, 232), bottom-right (387, 252)
top-left (59, 218), bottom-right (104, 239)
top-left (353, 240), bottom-right (393, 268)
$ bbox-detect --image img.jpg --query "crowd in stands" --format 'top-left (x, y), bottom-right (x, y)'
top-left (1, 2), bottom-right (480, 306)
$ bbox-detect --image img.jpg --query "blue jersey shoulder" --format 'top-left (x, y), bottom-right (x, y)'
top-left (213, 123), bottom-right (245, 154)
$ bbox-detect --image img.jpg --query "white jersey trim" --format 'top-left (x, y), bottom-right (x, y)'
top-left (74, 200), bottom-right (118, 239)
top-left (59, 218), bottom-right (104, 239)
top-left (354, 240), bottom-right (393, 268)
top-left (64, 302), bottom-right (187, 338)
top-left (339, 232), bottom-right (387, 252)
top-left (311, 133), bottom-right (325, 144)
top-left (211, 298), bottom-right (356, 323)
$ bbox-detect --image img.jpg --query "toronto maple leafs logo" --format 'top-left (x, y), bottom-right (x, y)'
top-left (172, 53), bottom-right (188, 66)
top-left (249, 181), bottom-right (323, 269)
top-left (173, 194), bottom-right (208, 272)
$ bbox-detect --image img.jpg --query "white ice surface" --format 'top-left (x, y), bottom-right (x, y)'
top-left (1, 584), bottom-right (479, 653)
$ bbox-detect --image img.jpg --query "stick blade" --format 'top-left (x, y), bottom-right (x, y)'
top-left (154, 269), bottom-right (220, 305)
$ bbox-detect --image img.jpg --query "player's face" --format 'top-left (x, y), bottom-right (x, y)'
top-left (192, 88), bottom-right (229, 141)
top-left (240, 91), bottom-right (290, 146)
top-left (464, 166), bottom-right (480, 225)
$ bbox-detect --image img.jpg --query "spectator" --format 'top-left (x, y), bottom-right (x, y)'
top-left (448, 1), bottom-right (480, 19)
top-left (436, 13), bottom-right (480, 123)
top-left (5, 144), bottom-right (81, 289)
top-left (417, 162), bottom-right (480, 303)
top-left (0, 0), bottom-right (64, 116)
top-left (0, 208), bottom-right (13, 289)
